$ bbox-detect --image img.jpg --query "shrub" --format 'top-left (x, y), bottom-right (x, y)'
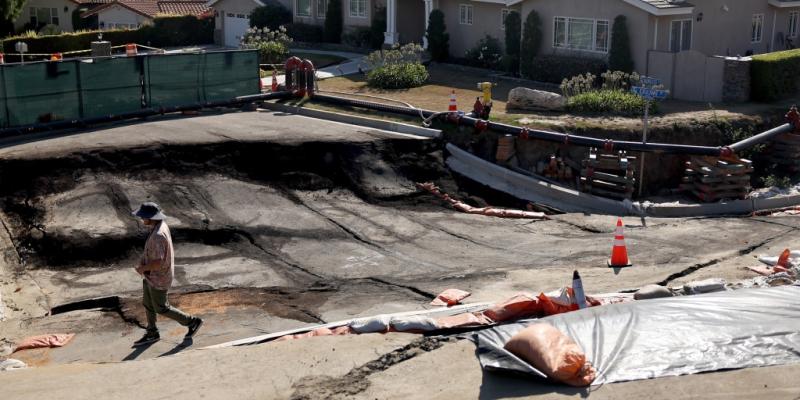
top-left (285, 23), bottom-right (324, 43)
top-left (464, 34), bottom-right (502, 70)
top-left (426, 9), bottom-right (449, 61)
top-left (566, 90), bottom-right (655, 116)
top-left (503, 11), bottom-right (521, 74)
top-left (249, 4), bottom-right (292, 30)
top-left (365, 43), bottom-right (428, 89)
top-left (38, 24), bottom-right (61, 36)
top-left (240, 26), bottom-right (292, 64)
top-left (750, 48), bottom-right (800, 101)
top-left (342, 26), bottom-right (372, 48)
top-left (608, 15), bottom-right (633, 73)
top-left (524, 55), bottom-right (606, 83)
top-left (370, 6), bottom-right (387, 49)
top-left (324, 0), bottom-right (343, 43)
top-left (520, 10), bottom-right (542, 78)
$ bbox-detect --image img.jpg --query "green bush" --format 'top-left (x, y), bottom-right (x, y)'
top-left (324, 0), bottom-right (343, 43)
top-left (520, 10), bottom-right (542, 78)
top-left (524, 54), bottom-right (607, 83)
top-left (286, 23), bottom-right (324, 43)
top-left (609, 15), bottom-right (633, 73)
top-left (463, 35), bottom-right (502, 70)
top-left (503, 11), bottom-right (521, 75)
top-left (566, 90), bottom-right (655, 116)
top-left (240, 26), bottom-right (292, 64)
top-left (751, 49), bottom-right (800, 101)
top-left (426, 9), bottom-right (449, 62)
top-left (367, 63), bottom-right (428, 89)
top-left (249, 4), bottom-right (292, 30)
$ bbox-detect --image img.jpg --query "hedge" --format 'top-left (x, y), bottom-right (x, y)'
top-left (523, 54), bottom-right (607, 84)
top-left (2, 15), bottom-right (213, 54)
top-left (285, 23), bottom-right (324, 43)
top-left (751, 48), bottom-right (800, 102)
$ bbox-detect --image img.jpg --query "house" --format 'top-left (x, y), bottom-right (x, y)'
top-left (209, 0), bottom-right (292, 47)
top-left (81, 0), bottom-right (209, 30)
top-left (14, 0), bottom-right (102, 32)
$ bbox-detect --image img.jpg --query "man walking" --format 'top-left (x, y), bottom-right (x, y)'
top-left (132, 202), bottom-right (203, 346)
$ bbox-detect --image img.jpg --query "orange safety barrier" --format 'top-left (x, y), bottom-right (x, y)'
top-left (125, 43), bottom-right (137, 57)
top-left (607, 218), bottom-right (632, 268)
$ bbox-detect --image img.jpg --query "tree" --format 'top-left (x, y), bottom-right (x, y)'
top-left (425, 9), bottom-right (449, 61)
top-left (609, 15), bottom-right (634, 73)
top-left (370, 6), bottom-right (386, 49)
top-left (520, 10), bottom-right (542, 78)
top-left (0, 0), bottom-right (26, 36)
top-left (324, 0), bottom-right (343, 43)
top-left (250, 4), bottom-right (292, 30)
top-left (503, 11), bottom-right (521, 74)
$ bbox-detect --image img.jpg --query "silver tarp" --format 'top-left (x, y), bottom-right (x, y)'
top-left (474, 286), bottom-right (800, 385)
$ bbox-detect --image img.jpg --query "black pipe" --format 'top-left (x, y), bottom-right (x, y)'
top-left (312, 93), bottom-right (762, 157)
top-left (729, 122), bottom-right (793, 152)
top-left (0, 91), bottom-right (292, 138)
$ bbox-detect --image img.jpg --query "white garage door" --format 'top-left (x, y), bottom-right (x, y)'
top-left (224, 13), bottom-right (250, 48)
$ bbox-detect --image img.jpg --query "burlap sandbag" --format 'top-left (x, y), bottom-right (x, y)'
top-left (504, 323), bottom-right (596, 387)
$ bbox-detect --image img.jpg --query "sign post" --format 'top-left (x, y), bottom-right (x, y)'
top-left (14, 42), bottom-right (27, 64)
top-left (631, 78), bottom-right (668, 198)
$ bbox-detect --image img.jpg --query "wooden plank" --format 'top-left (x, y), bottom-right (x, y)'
top-left (580, 169), bottom-right (635, 185)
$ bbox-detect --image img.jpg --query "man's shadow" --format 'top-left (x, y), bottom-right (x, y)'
top-left (122, 341), bottom-right (156, 361)
top-left (159, 338), bottom-right (193, 358)
top-left (121, 338), bottom-right (193, 361)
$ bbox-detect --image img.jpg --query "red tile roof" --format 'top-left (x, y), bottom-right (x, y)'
top-left (81, 0), bottom-right (208, 18)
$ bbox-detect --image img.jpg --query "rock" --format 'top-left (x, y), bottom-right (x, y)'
top-left (506, 87), bottom-right (566, 111)
top-left (633, 284), bottom-right (673, 300)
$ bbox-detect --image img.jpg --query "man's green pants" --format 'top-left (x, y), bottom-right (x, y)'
top-left (142, 280), bottom-right (192, 333)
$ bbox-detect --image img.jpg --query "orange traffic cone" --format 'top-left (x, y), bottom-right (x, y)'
top-left (271, 70), bottom-right (278, 92)
top-left (607, 218), bottom-right (632, 268)
top-left (448, 90), bottom-right (458, 112)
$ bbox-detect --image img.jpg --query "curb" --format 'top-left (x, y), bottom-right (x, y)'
top-left (259, 101), bottom-right (441, 139)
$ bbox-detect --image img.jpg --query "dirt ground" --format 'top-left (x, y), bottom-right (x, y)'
top-left (1, 110), bottom-right (799, 399)
top-left (317, 63), bottom-right (797, 131)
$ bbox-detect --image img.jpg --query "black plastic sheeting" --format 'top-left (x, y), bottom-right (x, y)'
top-left (474, 286), bottom-right (800, 385)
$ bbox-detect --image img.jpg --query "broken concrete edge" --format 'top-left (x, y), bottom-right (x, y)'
top-left (201, 302), bottom-right (493, 350)
top-left (258, 101), bottom-right (442, 139)
top-left (445, 143), bottom-right (800, 218)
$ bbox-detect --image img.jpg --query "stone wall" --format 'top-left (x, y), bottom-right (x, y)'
top-left (722, 57), bottom-right (751, 103)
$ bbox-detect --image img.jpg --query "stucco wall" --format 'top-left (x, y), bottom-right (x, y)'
top-left (437, 0), bottom-right (520, 57)
top-left (397, 0), bottom-right (425, 44)
top-left (97, 5), bottom-right (151, 29)
top-left (519, 0), bottom-right (651, 74)
top-left (15, 0), bottom-right (76, 32)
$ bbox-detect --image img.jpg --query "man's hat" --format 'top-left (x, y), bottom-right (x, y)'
top-left (132, 202), bottom-right (167, 221)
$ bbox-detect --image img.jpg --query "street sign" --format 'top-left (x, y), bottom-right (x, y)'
top-left (631, 86), bottom-right (669, 100)
top-left (639, 76), bottom-right (661, 87)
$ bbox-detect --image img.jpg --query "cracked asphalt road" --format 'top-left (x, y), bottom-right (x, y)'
top-left (1, 110), bottom-right (799, 399)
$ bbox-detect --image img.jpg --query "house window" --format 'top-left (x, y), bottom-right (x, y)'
top-left (552, 17), bottom-right (609, 52)
top-left (752, 14), bottom-right (764, 43)
top-left (296, 0), bottom-right (311, 16)
top-left (669, 19), bottom-right (692, 52)
top-left (29, 7), bottom-right (37, 25)
top-left (51, 8), bottom-right (58, 25)
top-left (790, 11), bottom-right (798, 38)
top-left (501, 9), bottom-right (510, 30)
top-left (317, 0), bottom-right (326, 17)
top-left (349, 0), bottom-right (366, 18)
top-left (459, 4), bottom-right (473, 25)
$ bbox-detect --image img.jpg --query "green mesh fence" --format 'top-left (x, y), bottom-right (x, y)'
top-left (3, 61), bottom-right (82, 127)
top-left (80, 57), bottom-right (145, 119)
top-left (202, 51), bottom-right (260, 102)
top-left (0, 50), bottom-right (260, 129)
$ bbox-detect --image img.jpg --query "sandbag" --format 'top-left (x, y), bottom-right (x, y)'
top-left (390, 315), bottom-right (438, 332)
top-left (14, 333), bottom-right (75, 352)
top-left (435, 312), bottom-right (493, 329)
top-left (634, 284), bottom-right (673, 300)
top-left (503, 323), bottom-right (596, 387)
top-left (683, 278), bottom-right (726, 295)
top-left (430, 289), bottom-right (471, 307)
top-left (0, 358), bottom-right (27, 371)
top-left (538, 293), bottom-right (578, 316)
top-left (483, 294), bottom-right (542, 322)
top-left (350, 314), bottom-right (391, 333)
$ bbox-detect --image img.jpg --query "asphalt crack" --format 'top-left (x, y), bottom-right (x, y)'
top-left (364, 277), bottom-right (436, 300)
top-left (289, 336), bottom-right (456, 400)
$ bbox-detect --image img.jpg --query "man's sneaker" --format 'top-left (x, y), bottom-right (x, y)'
top-left (133, 331), bottom-right (160, 347)
top-left (185, 317), bottom-right (203, 339)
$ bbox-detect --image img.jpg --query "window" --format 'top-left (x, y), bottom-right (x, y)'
top-left (669, 19), bottom-right (691, 52)
top-left (29, 7), bottom-right (37, 25)
top-left (752, 14), bottom-right (764, 43)
top-left (349, 0), bottom-right (366, 18)
top-left (226, 12), bottom-right (234, 17)
top-left (552, 17), bottom-right (609, 52)
top-left (501, 9), bottom-right (510, 30)
top-left (51, 8), bottom-right (58, 25)
top-left (296, 0), bottom-right (311, 16)
top-left (459, 4), bottom-right (473, 25)
top-left (790, 11), bottom-right (798, 38)
top-left (317, 0), bottom-right (326, 17)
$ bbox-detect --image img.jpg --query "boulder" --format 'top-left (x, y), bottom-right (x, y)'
top-left (506, 87), bottom-right (566, 111)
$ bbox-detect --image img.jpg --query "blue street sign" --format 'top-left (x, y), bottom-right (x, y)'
top-left (631, 86), bottom-right (669, 100)
top-left (639, 76), bottom-right (662, 87)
